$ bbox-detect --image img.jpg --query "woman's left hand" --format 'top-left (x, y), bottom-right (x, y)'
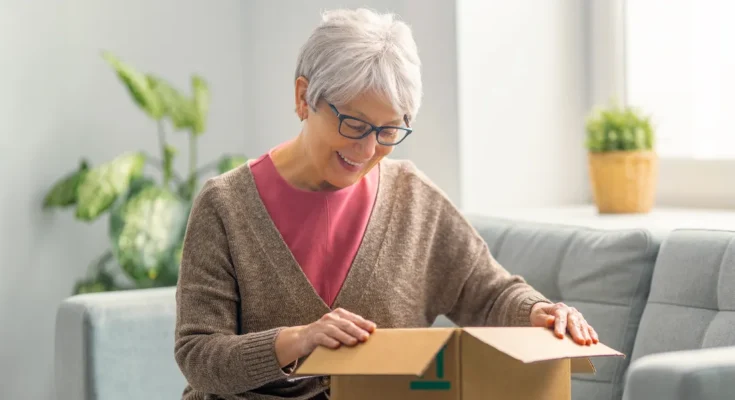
top-left (530, 302), bottom-right (599, 345)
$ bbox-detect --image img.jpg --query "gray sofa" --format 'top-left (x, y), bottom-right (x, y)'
top-left (54, 215), bottom-right (735, 400)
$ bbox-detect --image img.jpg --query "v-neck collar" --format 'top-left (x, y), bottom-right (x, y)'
top-left (239, 160), bottom-right (396, 315)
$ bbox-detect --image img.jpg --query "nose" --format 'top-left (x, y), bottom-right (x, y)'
top-left (354, 133), bottom-right (378, 160)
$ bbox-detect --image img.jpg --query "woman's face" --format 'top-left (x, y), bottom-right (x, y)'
top-left (295, 77), bottom-right (405, 189)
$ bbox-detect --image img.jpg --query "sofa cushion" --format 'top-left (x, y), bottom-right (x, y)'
top-left (463, 215), bottom-right (660, 400)
top-left (630, 229), bottom-right (735, 363)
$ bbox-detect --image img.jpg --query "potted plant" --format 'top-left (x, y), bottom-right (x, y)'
top-left (43, 51), bottom-right (247, 294)
top-left (584, 103), bottom-right (657, 214)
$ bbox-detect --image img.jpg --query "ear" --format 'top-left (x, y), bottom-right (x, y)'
top-left (294, 76), bottom-right (310, 121)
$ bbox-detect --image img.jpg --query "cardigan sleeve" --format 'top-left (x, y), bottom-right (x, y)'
top-left (174, 181), bottom-right (291, 395)
top-left (419, 194), bottom-right (551, 327)
top-left (393, 160), bottom-right (552, 328)
top-left (444, 236), bottom-right (551, 327)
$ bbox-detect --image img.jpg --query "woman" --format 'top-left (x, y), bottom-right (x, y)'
top-left (175, 8), bottom-right (598, 400)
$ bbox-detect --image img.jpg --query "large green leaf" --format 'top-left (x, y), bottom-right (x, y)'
top-left (43, 160), bottom-right (90, 208)
top-left (75, 152), bottom-right (146, 221)
top-left (147, 75), bottom-right (197, 131)
top-left (109, 180), bottom-right (190, 287)
top-left (102, 52), bottom-right (164, 120)
top-left (217, 155), bottom-right (247, 174)
top-left (191, 76), bottom-right (210, 135)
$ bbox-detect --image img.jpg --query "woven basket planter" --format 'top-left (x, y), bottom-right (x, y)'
top-left (588, 150), bottom-right (658, 214)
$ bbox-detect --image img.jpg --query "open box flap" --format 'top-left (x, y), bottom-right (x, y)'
top-left (294, 328), bottom-right (455, 376)
top-left (570, 358), bottom-right (596, 374)
top-left (462, 327), bottom-right (624, 373)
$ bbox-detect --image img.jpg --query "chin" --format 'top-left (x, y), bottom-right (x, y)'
top-left (326, 172), bottom-right (361, 189)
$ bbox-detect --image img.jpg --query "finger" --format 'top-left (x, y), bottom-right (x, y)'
top-left (334, 308), bottom-right (376, 333)
top-left (580, 318), bottom-right (592, 345)
top-left (325, 324), bottom-right (359, 346)
top-left (568, 307), bottom-right (588, 344)
top-left (576, 318), bottom-right (591, 345)
top-left (335, 318), bottom-right (370, 342)
top-left (321, 312), bottom-right (340, 323)
top-left (315, 332), bottom-right (341, 349)
top-left (567, 314), bottom-right (586, 345)
top-left (346, 313), bottom-right (377, 333)
top-left (589, 326), bottom-right (599, 344)
top-left (554, 308), bottom-right (568, 339)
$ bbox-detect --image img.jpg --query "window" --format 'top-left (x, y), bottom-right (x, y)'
top-left (625, 0), bottom-right (735, 160)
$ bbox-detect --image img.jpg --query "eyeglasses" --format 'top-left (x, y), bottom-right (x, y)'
top-left (328, 103), bottom-right (412, 146)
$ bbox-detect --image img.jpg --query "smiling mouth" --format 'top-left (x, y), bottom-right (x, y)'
top-left (337, 151), bottom-right (366, 167)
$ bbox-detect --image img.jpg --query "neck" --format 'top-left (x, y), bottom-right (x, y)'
top-left (271, 134), bottom-right (338, 192)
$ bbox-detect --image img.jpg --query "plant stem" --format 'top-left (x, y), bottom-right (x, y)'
top-left (157, 120), bottom-right (171, 187)
top-left (188, 131), bottom-right (198, 198)
top-left (157, 120), bottom-right (166, 178)
top-left (153, 160), bottom-right (183, 184)
top-left (142, 153), bottom-right (183, 184)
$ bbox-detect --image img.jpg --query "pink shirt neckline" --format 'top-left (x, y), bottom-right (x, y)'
top-left (249, 146), bottom-right (380, 307)
top-left (263, 146), bottom-right (368, 199)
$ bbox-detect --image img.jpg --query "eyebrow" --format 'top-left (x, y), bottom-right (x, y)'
top-left (346, 108), bottom-right (404, 126)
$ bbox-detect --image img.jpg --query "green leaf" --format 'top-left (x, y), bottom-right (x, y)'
top-left (72, 251), bottom-right (118, 294)
top-left (73, 279), bottom-right (111, 294)
top-left (217, 155), bottom-right (247, 174)
top-left (43, 160), bottom-right (90, 209)
top-left (147, 75), bottom-right (197, 131)
top-left (75, 152), bottom-right (146, 221)
top-left (584, 103), bottom-right (655, 153)
top-left (109, 181), bottom-right (190, 288)
top-left (191, 76), bottom-right (210, 135)
top-left (102, 52), bottom-right (164, 120)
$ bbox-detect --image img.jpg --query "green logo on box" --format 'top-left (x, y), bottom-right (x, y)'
top-left (409, 346), bottom-right (451, 391)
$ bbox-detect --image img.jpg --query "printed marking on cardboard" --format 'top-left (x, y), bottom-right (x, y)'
top-left (409, 346), bottom-right (451, 391)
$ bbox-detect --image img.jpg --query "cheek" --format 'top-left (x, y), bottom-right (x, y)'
top-left (316, 123), bottom-right (346, 149)
top-left (308, 122), bottom-right (340, 153)
top-left (375, 145), bottom-right (393, 159)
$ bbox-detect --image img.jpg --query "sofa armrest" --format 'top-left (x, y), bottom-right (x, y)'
top-left (623, 346), bottom-right (735, 400)
top-left (54, 287), bottom-right (185, 400)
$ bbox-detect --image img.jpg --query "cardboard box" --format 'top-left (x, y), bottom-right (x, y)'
top-left (294, 327), bottom-right (624, 400)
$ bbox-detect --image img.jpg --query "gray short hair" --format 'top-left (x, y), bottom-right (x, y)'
top-left (295, 8), bottom-right (422, 122)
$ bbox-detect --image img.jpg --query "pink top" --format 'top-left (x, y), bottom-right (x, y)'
top-left (249, 149), bottom-right (379, 307)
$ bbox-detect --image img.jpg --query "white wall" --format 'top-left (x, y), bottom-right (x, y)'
top-left (245, 0), bottom-right (461, 202)
top-left (1, 0), bottom-right (594, 398)
top-left (0, 1), bottom-right (249, 398)
top-left (457, 0), bottom-right (590, 213)
top-left (1, 1), bottom-right (459, 398)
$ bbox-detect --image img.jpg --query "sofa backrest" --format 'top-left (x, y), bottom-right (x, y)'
top-left (55, 287), bottom-right (184, 400)
top-left (464, 215), bottom-right (660, 400)
top-left (630, 229), bottom-right (735, 362)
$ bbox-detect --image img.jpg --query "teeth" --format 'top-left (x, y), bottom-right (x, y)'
top-left (338, 151), bottom-right (362, 167)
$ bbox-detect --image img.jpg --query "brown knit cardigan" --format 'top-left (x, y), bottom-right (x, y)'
top-left (174, 158), bottom-right (550, 399)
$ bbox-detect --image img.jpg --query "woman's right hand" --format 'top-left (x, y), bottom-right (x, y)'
top-left (275, 308), bottom-right (376, 367)
top-left (298, 308), bottom-right (376, 355)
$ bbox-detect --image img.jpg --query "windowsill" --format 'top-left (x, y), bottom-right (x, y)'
top-left (474, 204), bottom-right (735, 234)
top-left (659, 155), bottom-right (735, 162)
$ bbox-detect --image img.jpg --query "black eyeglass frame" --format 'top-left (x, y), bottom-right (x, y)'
top-left (328, 103), bottom-right (413, 146)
